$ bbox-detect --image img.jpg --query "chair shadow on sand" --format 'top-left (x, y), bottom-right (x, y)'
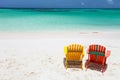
top-left (63, 58), bottom-right (82, 69)
top-left (85, 60), bottom-right (108, 73)
top-left (63, 58), bottom-right (108, 73)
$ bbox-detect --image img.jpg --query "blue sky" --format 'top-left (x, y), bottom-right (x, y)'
top-left (0, 0), bottom-right (120, 8)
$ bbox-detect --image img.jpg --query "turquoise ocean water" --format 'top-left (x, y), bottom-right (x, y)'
top-left (0, 9), bottom-right (120, 32)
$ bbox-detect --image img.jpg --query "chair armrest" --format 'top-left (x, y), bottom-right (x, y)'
top-left (105, 50), bottom-right (111, 57)
top-left (64, 46), bottom-right (67, 55)
top-left (82, 49), bottom-right (85, 58)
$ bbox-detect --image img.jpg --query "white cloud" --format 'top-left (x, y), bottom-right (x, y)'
top-left (107, 0), bottom-right (114, 4)
top-left (81, 2), bottom-right (85, 6)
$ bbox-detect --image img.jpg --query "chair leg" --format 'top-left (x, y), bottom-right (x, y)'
top-left (101, 64), bottom-right (105, 73)
top-left (102, 57), bottom-right (105, 73)
top-left (65, 60), bottom-right (68, 69)
top-left (81, 63), bottom-right (83, 70)
top-left (85, 60), bottom-right (89, 71)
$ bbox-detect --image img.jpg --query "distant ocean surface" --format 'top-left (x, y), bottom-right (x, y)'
top-left (0, 8), bottom-right (120, 32)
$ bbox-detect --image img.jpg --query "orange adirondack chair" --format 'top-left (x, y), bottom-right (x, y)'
top-left (85, 44), bottom-right (111, 73)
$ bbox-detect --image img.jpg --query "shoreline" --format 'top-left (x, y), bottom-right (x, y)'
top-left (0, 30), bottom-right (120, 39)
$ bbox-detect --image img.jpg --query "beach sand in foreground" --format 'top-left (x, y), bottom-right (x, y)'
top-left (0, 31), bottom-right (120, 80)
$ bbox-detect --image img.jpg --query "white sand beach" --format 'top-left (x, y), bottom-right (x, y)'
top-left (0, 31), bottom-right (120, 80)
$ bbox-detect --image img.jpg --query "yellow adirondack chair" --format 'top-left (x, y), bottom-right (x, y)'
top-left (64, 44), bottom-right (84, 69)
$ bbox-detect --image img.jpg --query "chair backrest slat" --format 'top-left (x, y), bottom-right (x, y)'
top-left (89, 44), bottom-right (106, 62)
top-left (89, 44), bottom-right (106, 53)
top-left (66, 44), bottom-right (84, 61)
